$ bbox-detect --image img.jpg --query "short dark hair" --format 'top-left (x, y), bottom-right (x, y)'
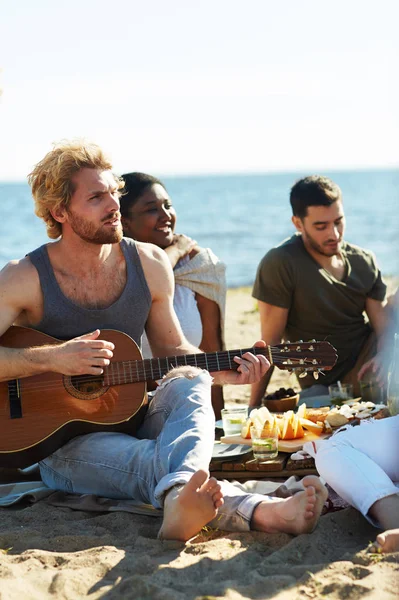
top-left (120, 172), bottom-right (165, 217)
top-left (290, 175), bottom-right (342, 219)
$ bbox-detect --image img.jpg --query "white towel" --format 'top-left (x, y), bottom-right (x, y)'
top-left (174, 248), bottom-right (227, 348)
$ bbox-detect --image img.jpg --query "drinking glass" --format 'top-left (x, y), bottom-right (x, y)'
top-left (328, 383), bottom-right (353, 405)
top-left (250, 424), bottom-right (278, 461)
top-left (221, 407), bottom-right (248, 436)
top-left (359, 379), bottom-right (384, 404)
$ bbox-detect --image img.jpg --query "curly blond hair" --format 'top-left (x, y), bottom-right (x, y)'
top-left (28, 139), bottom-right (124, 239)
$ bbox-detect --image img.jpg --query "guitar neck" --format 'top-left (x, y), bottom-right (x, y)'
top-left (103, 346), bottom-right (268, 386)
top-left (102, 340), bottom-right (336, 387)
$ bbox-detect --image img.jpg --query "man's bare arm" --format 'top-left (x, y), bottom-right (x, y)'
top-left (0, 259), bottom-right (114, 381)
top-left (358, 297), bottom-right (389, 382)
top-left (365, 297), bottom-right (389, 344)
top-left (250, 301), bottom-right (289, 407)
top-left (139, 243), bottom-right (270, 386)
top-left (196, 293), bottom-right (224, 418)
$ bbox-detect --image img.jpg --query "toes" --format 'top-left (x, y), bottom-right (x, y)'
top-left (214, 493), bottom-right (224, 508)
top-left (189, 470), bottom-right (209, 491)
top-left (208, 479), bottom-right (223, 507)
top-left (206, 477), bottom-right (220, 491)
top-left (376, 532), bottom-right (386, 546)
top-left (305, 485), bottom-right (316, 498)
top-left (306, 499), bottom-right (316, 513)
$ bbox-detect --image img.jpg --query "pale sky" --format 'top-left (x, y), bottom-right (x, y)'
top-left (0, 0), bottom-right (398, 180)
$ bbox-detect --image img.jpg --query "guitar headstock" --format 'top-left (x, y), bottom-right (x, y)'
top-left (271, 340), bottom-right (337, 378)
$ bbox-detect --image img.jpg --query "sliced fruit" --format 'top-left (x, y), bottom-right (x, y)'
top-left (297, 403), bottom-right (307, 420)
top-left (299, 417), bottom-right (324, 435)
top-left (281, 411), bottom-right (296, 440)
top-left (241, 418), bottom-right (252, 439)
top-left (275, 416), bottom-right (284, 439)
top-left (261, 416), bottom-right (278, 438)
top-left (293, 416), bottom-right (304, 438)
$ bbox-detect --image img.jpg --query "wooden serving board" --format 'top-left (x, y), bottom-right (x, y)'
top-left (220, 430), bottom-right (330, 453)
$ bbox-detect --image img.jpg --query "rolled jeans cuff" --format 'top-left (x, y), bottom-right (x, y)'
top-left (209, 492), bottom-right (267, 532)
top-left (153, 472), bottom-right (192, 509)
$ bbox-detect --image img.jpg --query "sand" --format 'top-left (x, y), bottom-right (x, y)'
top-left (1, 285), bottom-right (398, 600)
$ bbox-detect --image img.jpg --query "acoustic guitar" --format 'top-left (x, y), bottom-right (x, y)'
top-left (0, 326), bottom-right (337, 468)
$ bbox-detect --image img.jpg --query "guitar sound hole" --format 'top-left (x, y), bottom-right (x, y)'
top-left (64, 375), bottom-right (109, 400)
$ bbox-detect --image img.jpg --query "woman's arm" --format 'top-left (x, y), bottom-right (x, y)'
top-left (195, 293), bottom-right (224, 419)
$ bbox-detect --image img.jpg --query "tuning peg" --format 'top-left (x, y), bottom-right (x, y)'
top-left (299, 371), bottom-right (308, 378)
top-left (313, 371), bottom-right (319, 380)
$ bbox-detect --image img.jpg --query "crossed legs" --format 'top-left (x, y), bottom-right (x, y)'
top-left (41, 367), bottom-right (327, 541)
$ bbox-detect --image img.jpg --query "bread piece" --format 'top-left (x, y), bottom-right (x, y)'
top-left (325, 410), bottom-right (349, 427)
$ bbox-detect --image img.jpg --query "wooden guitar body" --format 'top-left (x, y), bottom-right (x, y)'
top-left (0, 326), bottom-right (337, 468)
top-left (0, 327), bottom-right (148, 468)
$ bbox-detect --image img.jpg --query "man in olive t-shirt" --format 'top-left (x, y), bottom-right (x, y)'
top-left (250, 175), bottom-right (388, 407)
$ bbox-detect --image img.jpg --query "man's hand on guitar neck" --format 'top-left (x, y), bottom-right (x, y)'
top-left (211, 340), bottom-right (270, 386)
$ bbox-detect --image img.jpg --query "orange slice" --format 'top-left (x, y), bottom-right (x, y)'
top-left (282, 411), bottom-right (296, 440)
top-left (293, 416), bottom-right (304, 438)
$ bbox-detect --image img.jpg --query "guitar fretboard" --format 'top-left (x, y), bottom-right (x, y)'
top-left (103, 347), bottom-right (263, 386)
top-left (101, 341), bottom-right (337, 387)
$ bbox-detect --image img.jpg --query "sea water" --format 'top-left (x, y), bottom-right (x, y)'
top-left (1, 169), bottom-right (398, 286)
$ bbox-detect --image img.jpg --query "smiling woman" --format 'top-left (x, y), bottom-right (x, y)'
top-left (120, 172), bottom-right (227, 419)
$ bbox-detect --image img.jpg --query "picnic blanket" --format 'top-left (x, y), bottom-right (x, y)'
top-left (0, 465), bottom-right (303, 515)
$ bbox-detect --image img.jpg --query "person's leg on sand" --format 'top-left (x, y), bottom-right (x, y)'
top-left (40, 368), bottom-right (327, 540)
top-left (368, 493), bottom-right (399, 553)
top-left (314, 416), bottom-right (399, 552)
top-left (207, 475), bottom-right (327, 535)
top-left (315, 417), bottom-right (399, 519)
top-left (250, 476), bottom-right (328, 534)
top-left (40, 369), bottom-right (216, 498)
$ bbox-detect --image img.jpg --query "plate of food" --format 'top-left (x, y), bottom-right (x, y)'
top-left (220, 400), bottom-right (390, 452)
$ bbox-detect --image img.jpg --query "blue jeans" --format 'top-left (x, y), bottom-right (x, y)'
top-left (40, 370), bottom-right (266, 531)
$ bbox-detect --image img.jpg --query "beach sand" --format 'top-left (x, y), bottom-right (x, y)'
top-left (1, 285), bottom-right (398, 599)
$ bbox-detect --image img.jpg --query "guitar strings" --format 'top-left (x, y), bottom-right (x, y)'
top-left (5, 353), bottom-right (332, 395)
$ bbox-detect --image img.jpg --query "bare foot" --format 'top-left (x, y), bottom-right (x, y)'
top-left (370, 528), bottom-right (399, 553)
top-left (159, 470), bottom-right (224, 541)
top-left (251, 475), bottom-right (328, 535)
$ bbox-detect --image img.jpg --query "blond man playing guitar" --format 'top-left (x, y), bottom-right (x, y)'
top-left (0, 140), bottom-right (327, 541)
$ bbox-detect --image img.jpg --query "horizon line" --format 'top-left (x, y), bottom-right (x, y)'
top-left (1, 163), bottom-right (398, 185)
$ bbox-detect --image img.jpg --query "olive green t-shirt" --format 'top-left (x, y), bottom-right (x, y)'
top-left (252, 234), bottom-right (387, 386)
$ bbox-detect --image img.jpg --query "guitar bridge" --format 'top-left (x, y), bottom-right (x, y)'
top-left (8, 379), bottom-right (22, 419)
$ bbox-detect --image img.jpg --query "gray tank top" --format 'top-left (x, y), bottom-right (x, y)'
top-left (28, 238), bottom-right (151, 347)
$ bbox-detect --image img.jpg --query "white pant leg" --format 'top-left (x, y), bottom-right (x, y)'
top-left (315, 415), bottom-right (399, 526)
